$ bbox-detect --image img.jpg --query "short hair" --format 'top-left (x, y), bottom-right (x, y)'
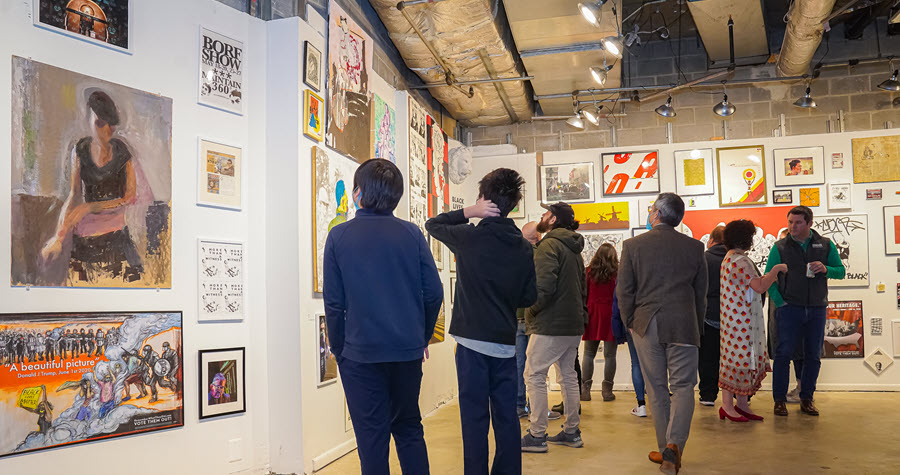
top-left (723, 219), bottom-right (756, 251)
top-left (709, 225), bottom-right (725, 245)
top-left (547, 202), bottom-right (579, 231)
top-left (478, 168), bottom-right (524, 217)
top-left (87, 90), bottom-right (120, 126)
top-left (654, 193), bottom-right (685, 226)
top-left (788, 205), bottom-right (813, 224)
top-left (353, 159), bottom-right (403, 212)
top-left (789, 159), bottom-right (801, 169)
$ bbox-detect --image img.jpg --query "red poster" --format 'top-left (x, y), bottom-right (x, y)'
top-left (894, 216), bottom-right (900, 244)
top-left (824, 301), bottom-right (864, 358)
top-left (679, 206), bottom-right (794, 270)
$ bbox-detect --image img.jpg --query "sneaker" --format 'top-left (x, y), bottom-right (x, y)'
top-left (547, 410), bottom-right (561, 420)
top-left (517, 407), bottom-right (528, 419)
top-left (521, 431), bottom-right (548, 453)
top-left (699, 399), bottom-right (716, 406)
top-left (631, 405), bottom-right (647, 417)
top-left (551, 401), bottom-right (564, 413)
top-left (547, 429), bottom-right (584, 448)
top-left (786, 386), bottom-right (801, 403)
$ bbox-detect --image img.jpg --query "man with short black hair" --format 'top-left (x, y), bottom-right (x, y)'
top-left (426, 168), bottom-right (537, 474)
top-left (698, 225), bottom-right (726, 406)
top-left (325, 159), bottom-right (443, 475)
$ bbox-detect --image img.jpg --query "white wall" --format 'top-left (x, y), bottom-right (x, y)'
top-left (0, 1), bottom-right (270, 474)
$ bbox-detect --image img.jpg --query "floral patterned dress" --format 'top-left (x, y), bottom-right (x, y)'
top-left (718, 250), bottom-right (770, 396)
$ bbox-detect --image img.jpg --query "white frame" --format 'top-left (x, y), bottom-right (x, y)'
top-left (600, 151), bottom-right (660, 196)
top-left (674, 148), bottom-right (714, 196)
top-left (316, 314), bottom-right (338, 388)
top-left (772, 146), bottom-right (825, 187)
top-left (864, 347), bottom-right (893, 375)
top-left (827, 182), bottom-right (852, 210)
top-left (198, 26), bottom-right (245, 116)
top-left (33, 0), bottom-right (134, 54)
top-left (198, 238), bottom-right (245, 322)
top-left (540, 162), bottom-right (595, 203)
top-left (632, 227), bottom-right (649, 237)
top-left (197, 137), bottom-right (243, 210)
top-left (303, 41), bottom-right (322, 92)
top-left (894, 321), bottom-right (900, 358)
top-left (885, 206), bottom-right (900, 255)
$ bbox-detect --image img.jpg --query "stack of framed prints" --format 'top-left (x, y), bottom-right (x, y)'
top-left (716, 145), bottom-right (766, 207)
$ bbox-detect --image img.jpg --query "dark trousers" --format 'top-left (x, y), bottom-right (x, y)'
top-left (773, 305), bottom-right (827, 402)
top-left (698, 322), bottom-right (720, 402)
top-left (515, 322), bottom-right (529, 410)
top-left (340, 358), bottom-right (429, 475)
top-left (455, 344), bottom-right (520, 475)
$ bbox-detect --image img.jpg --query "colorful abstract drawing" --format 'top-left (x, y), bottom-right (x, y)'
top-left (824, 301), bottom-right (864, 358)
top-left (371, 94), bottom-right (396, 163)
top-left (312, 146), bottom-right (359, 293)
top-left (408, 97), bottom-right (429, 233)
top-left (601, 151), bottom-right (659, 196)
top-left (199, 347), bottom-right (245, 419)
top-left (35, 0), bottom-right (131, 52)
top-left (852, 135), bottom-right (900, 184)
top-left (800, 187), bottom-right (820, 207)
top-left (304, 89), bottom-right (324, 142)
top-left (680, 206), bottom-right (794, 271)
top-left (812, 214), bottom-right (869, 287)
top-left (11, 57), bottom-right (172, 288)
top-left (571, 202), bottom-right (630, 231)
top-left (427, 115), bottom-right (449, 218)
top-left (716, 145), bottom-right (766, 207)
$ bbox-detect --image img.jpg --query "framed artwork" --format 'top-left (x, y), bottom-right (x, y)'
top-left (316, 315), bottom-right (338, 387)
top-left (773, 189), bottom-right (793, 204)
top-left (0, 311), bottom-right (183, 457)
top-left (429, 303), bottom-right (446, 344)
top-left (199, 347), bottom-right (246, 419)
top-left (601, 151), bottom-right (659, 196)
top-left (198, 139), bottom-right (242, 210)
top-left (632, 227), bottom-right (649, 237)
top-left (508, 197), bottom-right (526, 219)
top-left (571, 202), bottom-right (630, 231)
top-left (823, 301), bottom-right (864, 358)
top-left (450, 277), bottom-right (457, 306)
top-left (199, 27), bottom-right (245, 115)
top-left (681, 206), bottom-right (794, 271)
top-left (852, 135), bottom-right (900, 184)
top-left (716, 145), bottom-right (766, 207)
top-left (11, 57), bottom-right (172, 288)
top-left (831, 153), bottom-right (844, 168)
top-left (812, 214), bottom-right (869, 287)
top-left (198, 239), bottom-right (245, 322)
top-left (34, 0), bottom-right (132, 53)
top-left (674, 148), bottom-right (714, 196)
top-left (772, 146), bottom-right (825, 187)
top-left (827, 183), bottom-right (852, 210)
top-left (312, 146), bottom-right (359, 293)
top-left (541, 162), bottom-right (595, 203)
top-left (371, 93), bottom-right (397, 163)
top-left (344, 397), bottom-right (353, 432)
top-left (430, 236), bottom-right (444, 270)
top-left (408, 97), bottom-right (429, 233)
top-left (581, 232), bottom-right (627, 265)
top-left (871, 317), bottom-right (883, 336)
top-left (304, 89), bottom-right (325, 142)
top-left (427, 116), bottom-right (449, 218)
top-left (449, 253), bottom-right (456, 273)
top-left (638, 198), bottom-right (656, 226)
top-left (894, 321), bottom-right (900, 357)
top-left (867, 189), bottom-right (883, 200)
top-left (864, 348), bottom-right (893, 375)
top-left (884, 205), bottom-right (900, 255)
top-left (799, 187), bottom-right (820, 207)
top-left (303, 41), bottom-right (322, 92)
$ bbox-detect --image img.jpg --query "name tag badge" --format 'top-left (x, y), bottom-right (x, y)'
top-left (812, 243), bottom-right (824, 248)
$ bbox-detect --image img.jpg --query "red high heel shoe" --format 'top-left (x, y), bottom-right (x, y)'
top-left (735, 406), bottom-right (764, 421)
top-left (719, 407), bottom-right (749, 422)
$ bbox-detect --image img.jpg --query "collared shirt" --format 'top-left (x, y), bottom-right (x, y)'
top-left (764, 233), bottom-right (845, 308)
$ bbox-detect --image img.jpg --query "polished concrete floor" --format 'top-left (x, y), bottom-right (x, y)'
top-left (318, 391), bottom-right (899, 474)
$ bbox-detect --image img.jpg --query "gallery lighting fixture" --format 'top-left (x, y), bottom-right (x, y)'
top-left (582, 106), bottom-right (601, 126)
top-left (578, 1), bottom-right (606, 25)
top-left (655, 96), bottom-right (676, 118)
top-left (877, 62), bottom-right (900, 91)
top-left (602, 35), bottom-right (624, 58)
top-left (590, 62), bottom-right (611, 86)
top-left (566, 114), bottom-right (586, 129)
top-left (713, 85), bottom-right (736, 117)
top-left (793, 85), bottom-right (817, 108)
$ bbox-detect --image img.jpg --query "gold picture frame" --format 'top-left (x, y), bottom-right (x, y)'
top-left (304, 89), bottom-right (324, 142)
top-left (715, 145), bottom-right (767, 207)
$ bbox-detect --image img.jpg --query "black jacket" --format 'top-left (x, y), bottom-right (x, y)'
top-left (775, 230), bottom-right (832, 307)
top-left (704, 244), bottom-right (727, 324)
top-left (525, 228), bottom-right (588, 336)
top-left (426, 209), bottom-right (537, 345)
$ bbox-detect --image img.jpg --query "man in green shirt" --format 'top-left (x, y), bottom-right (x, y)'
top-left (765, 206), bottom-right (845, 417)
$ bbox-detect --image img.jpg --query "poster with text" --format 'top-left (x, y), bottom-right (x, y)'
top-left (408, 97), bottom-right (429, 233)
top-left (35, 0), bottom-right (131, 52)
top-left (198, 139), bottom-right (242, 210)
top-left (601, 150), bottom-right (659, 196)
top-left (199, 27), bottom-right (244, 115)
top-left (198, 240), bottom-right (244, 322)
top-left (427, 115), bottom-right (449, 218)
top-left (313, 146), bottom-right (359, 293)
top-left (824, 301), bottom-right (864, 358)
top-left (811, 214), bottom-right (869, 287)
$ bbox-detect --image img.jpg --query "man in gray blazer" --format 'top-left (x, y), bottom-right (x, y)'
top-left (616, 193), bottom-right (707, 475)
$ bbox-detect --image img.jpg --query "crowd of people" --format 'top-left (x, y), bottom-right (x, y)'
top-left (322, 159), bottom-right (846, 475)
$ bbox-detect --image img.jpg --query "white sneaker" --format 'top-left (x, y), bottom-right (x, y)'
top-left (786, 386), bottom-right (801, 403)
top-left (631, 405), bottom-right (647, 417)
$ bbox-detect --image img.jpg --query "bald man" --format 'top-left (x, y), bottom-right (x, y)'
top-left (516, 222), bottom-right (545, 418)
top-left (522, 221), bottom-right (541, 246)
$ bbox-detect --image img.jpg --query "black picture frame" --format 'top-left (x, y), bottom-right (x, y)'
top-left (198, 347), bottom-right (246, 420)
top-left (304, 41), bottom-right (322, 92)
top-left (773, 189), bottom-right (793, 204)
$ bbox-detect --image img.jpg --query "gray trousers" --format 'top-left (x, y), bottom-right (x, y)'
top-left (582, 340), bottom-right (617, 384)
top-left (632, 316), bottom-right (698, 454)
top-left (525, 334), bottom-right (582, 437)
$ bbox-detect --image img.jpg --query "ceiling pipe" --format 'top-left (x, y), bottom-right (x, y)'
top-left (478, 48), bottom-right (519, 123)
top-left (409, 76), bottom-right (534, 89)
top-left (398, 0), bottom-right (450, 6)
top-left (776, 0), bottom-right (839, 77)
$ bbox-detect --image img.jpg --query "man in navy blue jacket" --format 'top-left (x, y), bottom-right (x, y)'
top-left (426, 168), bottom-right (537, 475)
top-left (324, 159), bottom-right (443, 475)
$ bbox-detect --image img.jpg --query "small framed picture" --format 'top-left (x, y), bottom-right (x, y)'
top-left (33, 0), bottom-right (134, 54)
top-left (867, 189), bottom-right (883, 200)
top-left (304, 89), bottom-right (325, 142)
top-left (198, 138), bottom-right (243, 210)
top-left (430, 236), bottom-right (444, 270)
top-left (864, 348), bottom-right (893, 375)
top-left (773, 189), bottom-right (793, 204)
top-left (450, 277), bottom-right (456, 306)
top-left (884, 205), bottom-right (900, 255)
top-left (827, 183), bottom-right (852, 210)
top-left (799, 187), bottom-right (820, 207)
top-left (199, 347), bottom-right (246, 419)
top-left (304, 41), bottom-right (322, 92)
top-left (632, 227), bottom-right (649, 237)
top-left (508, 196), bottom-right (526, 219)
top-left (316, 314), bottom-right (338, 387)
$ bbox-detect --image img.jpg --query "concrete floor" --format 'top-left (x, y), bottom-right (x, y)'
top-left (317, 391), bottom-right (899, 474)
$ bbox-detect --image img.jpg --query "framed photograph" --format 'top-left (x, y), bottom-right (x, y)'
top-left (198, 239), bottom-right (245, 322)
top-left (772, 146), bottom-right (825, 187)
top-left (800, 187), bottom-right (820, 207)
top-left (716, 145), bottom-right (767, 207)
top-left (199, 347), bottom-right (246, 419)
top-left (198, 139), bottom-right (242, 210)
top-left (827, 183), bottom-right (852, 210)
top-left (601, 151), bottom-right (659, 196)
top-left (303, 41), bottom-right (322, 92)
top-left (316, 314), bottom-right (338, 387)
top-left (541, 162), bottom-right (595, 203)
top-left (674, 148), bottom-right (714, 196)
top-left (450, 277), bottom-right (457, 306)
top-left (773, 189), bottom-right (793, 204)
top-left (864, 348), bottom-right (893, 375)
top-left (884, 205), bottom-right (900, 255)
top-left (199, 27), bottom-right (245, 115)
top-left (34, 0), bottom-right (132, 53)
top-left (304, 89), bottom-right (325, 142)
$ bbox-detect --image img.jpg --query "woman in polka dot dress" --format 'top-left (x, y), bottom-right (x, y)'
top-left (718, 220), bottom-right (787, 422)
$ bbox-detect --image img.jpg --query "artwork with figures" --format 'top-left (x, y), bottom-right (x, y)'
top-left (541, 162), bottom-right (594, 203)
top-left (828, 183), bottom-right (852, 210)
top-left (773, 190), bottom-right (793, 204)
top-left (581, 232), bottom-right (627, 266)
top-left (198, 240), bottom-right (244, 322)
top-left (812, 214), bottom-right (869, 287)
top-left (11, 57), bottom-right (172, 288)
top-left (303, 41), bottom-right (322, 92)
top-left (198, 347), bottom-right (245, 419)
top-left (864, 348), bottom-right (893, 375)
top-left (824, 301), bottom-right (864, 358)
top-left (317, 315), bottom-right (337, 387)
top-left (198, 27), bottom-right (244, 115)
top-left (408, 97), bottom-right (429, 233)
top-left (601, 151), bottom-right (660, 196)
top-left (884, 205), bottom-right (900, 254)
top-left (326, 0), bottom-right (372, 163)
top-left (772, 147), bottom-right (825, 187)
top-left (0, 311), bottom-right (183, 458)
top-left (674, 148), bottom-right (714, 196)
top-left (198, 139), bottom-right (242, 210)
top-left (35, 0), bottom-right (131, 51)
top-left (852, 135), bottom-right (900, 184)
top-left (371, 94), bottom-right (396, 163)
top-left (427, 115), bottom-right (449, 218)
top-left (680, 206), bottom-right (794, 271)
top-left (304, 89), bottom-right (325, 142)
top-left (716, 145), bottom-right (766, 207)
top-left (429, 303), bottom-right (446, 345)
top-left (312, 146), bottom-right (358, 293)
top-left (571, 202), bottom-right (630, 231)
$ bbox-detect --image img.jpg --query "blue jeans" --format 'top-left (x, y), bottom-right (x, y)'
top-left (515, 322), bottom-right (529, 410)
top-left (625, 331), bottom-right (646, 403)
top-left (773, 305), bottom-right (827, 402)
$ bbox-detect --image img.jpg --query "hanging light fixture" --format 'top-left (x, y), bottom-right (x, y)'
top-left (582, 106), bottom-right (601, 126)
top-left (655, 96), bottom-right (676, 118)
top-left (602, 35), bottom-right (624, 58)
top-left (713, 84), bottom-right (736, 117)
top-left (590, 62), bottom-right (610, 86)
top-left (578, 1), bottom-right (606, 25)
top-left (793, 85), bottom-right (817, 108)
top-left (877, 66), bottom-right (900, 91)
top-left (566, 114), bottom-right (585, 129)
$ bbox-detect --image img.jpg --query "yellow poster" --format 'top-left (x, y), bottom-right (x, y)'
top-left (16, 387), bottom-right (44, 412)
top-left (571, 202), bottom-right (630, 231)
top-left (852, 135), bottom-right (900, 184)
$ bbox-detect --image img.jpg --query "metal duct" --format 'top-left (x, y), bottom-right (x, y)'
top-left (776, 0), bottom-right (839, 77)
top-left (371, 0), bottom-right (533, 126)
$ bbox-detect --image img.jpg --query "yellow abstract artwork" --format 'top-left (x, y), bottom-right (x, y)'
top-left (571, 202), bottom-right (630, 231)
top-left (800, 187), bottom-right (820, 207)
top-left (683, 158), bottom-right (706, 186)
top-left (852, 135), bottom-right (900, 184)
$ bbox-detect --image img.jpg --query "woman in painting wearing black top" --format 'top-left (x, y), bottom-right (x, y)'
top-left (41, 90), bottom-right (143, 282)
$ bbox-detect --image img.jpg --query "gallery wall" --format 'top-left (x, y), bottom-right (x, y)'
top-left (1, 1), bottom-right (270, 474)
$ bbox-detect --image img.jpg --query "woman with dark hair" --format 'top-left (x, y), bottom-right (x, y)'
top-left (581, 243), bottom-right (623, 402)
top-left (41, 90), bottom-right (143, 283)
top-left (718, 220), bottom-right (786, 422)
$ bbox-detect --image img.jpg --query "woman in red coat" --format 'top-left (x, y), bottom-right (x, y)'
top-left (581, 243), bottom-right (620, 401)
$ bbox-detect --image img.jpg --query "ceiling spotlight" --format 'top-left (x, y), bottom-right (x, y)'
top-left (582, 106), bottom-right (601, 126)
top-left (590, 63), bottom-right (610, 86)
top-left (878, 69), bottom-right (900, 92)
top-left (602, 35), bottom-right (624, 58)
top-left (713, 86), bottom-right (736, 117)
top-left (566, 114), bottom-right (585, 129)
top-left (793, 86), bottom-right (817, 108)
top-left (655, 96), bottom-right (676, 118)
top-left (578, 1), bottom-right (606, 25)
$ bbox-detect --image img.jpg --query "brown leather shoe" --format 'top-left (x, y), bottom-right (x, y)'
top-left (659, 443), bottom-right (681, 474)
top-left (649, 451), bottom-right (662, 464)
top-left (801, 399), bottom-right (819, 416)
top-left (774, 401), bottom-right (788, 416)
